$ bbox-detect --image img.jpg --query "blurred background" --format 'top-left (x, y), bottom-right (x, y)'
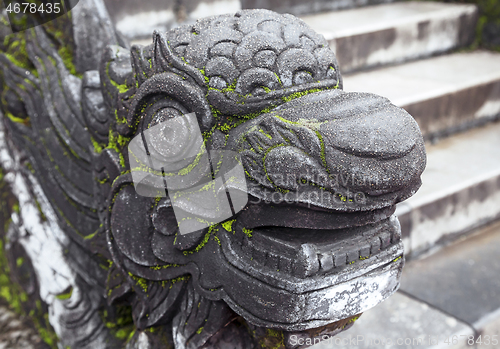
top-left (0, 0), bottom-right (499, 347)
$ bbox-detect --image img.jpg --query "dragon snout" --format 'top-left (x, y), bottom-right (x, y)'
top-left (232, 89), bottom-right (426, 207)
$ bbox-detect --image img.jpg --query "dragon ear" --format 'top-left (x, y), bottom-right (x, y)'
top-left (130, 44), bottom-right (155, 87)
top-left (152, 31), bottom-right (207, 88)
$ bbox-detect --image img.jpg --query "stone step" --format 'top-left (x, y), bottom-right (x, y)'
top-left (0, 303), bottom-right (42, 348)
top-left (396, 121), bottom-right (500, 259)
top-left (400, 220), bottom-right (500, 344)
top-left (240, 0), bottom-right (394, 17)
top-left (301, 1), bottom-right (477, 73)
top-left (310, 292), bottom-right (475, 349)
top-left (104, 0), bottom-right (242, 41)
top-left (311, 219), bottom-right (500, 349)
top-left (343, 50), bottom-right (500, 140)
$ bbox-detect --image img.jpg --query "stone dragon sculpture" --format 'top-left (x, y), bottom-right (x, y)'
top-left (0, 1), bottom-right (426, 348)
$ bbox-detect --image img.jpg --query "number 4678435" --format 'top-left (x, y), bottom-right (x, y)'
top-left (6, 2), bottom-right (61, 14)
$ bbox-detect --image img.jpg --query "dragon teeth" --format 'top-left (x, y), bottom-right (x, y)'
top-left (380, 231), bottom-right (392, 249)
top-left (370, 237), bottom-right (381, 254)
top-left (265, 253), bottom-right (279, 270)
top-left (359, 244), bottom-right (371, 259)
top-left (228, 217), bottom-right (402, 278)
top-left (318, 253), bottom-right (334, 273)
top-left (278, 256), bottom-right (292, 274)
top-left (253, 249), bottom-right (267, 264)
top-left (292, 244), bottom-right (320, 278)
top-left (334, 253), bottom-right (347, 268)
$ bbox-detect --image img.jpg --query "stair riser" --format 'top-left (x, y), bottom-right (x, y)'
top-left (398, 172), bottom-right (500, 259)
top-left (344, 52), bottom-right (500, 140)
top-left (332, 9), bottom-right (477, 73)
top-left (403, 80), bottom-right (500, 141)
top-left (241, 0), bottom-right (393, 16)
top-left (105, 0), bottom-right (241, 40)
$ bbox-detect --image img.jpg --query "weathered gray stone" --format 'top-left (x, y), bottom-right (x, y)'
top-left (241, 0), bottom-right (393, 16)
top-left (344, 51), bottom-right (500, 140)
top-left (302, 2), bottom-right (477, 73)
top-left (310, 292), bottom-right (474, 349)
top-left (401, 220), bottom-right (500, 333)
top-left (396, 121), bottom-right (500, 258)
top-left (103, 0), bottom-right (241, 41)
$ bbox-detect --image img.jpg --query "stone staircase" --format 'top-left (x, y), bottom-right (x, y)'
top-left (302, 1), bottom-right (478, 73)
top-left (300, 1), bottom-right (500, 348)
top-left (324, 4), bottom-right (500, 261)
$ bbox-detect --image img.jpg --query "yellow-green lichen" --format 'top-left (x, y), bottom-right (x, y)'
top-left (128, 273), bottom-right (148, 293)
top-left (55, 287), bottom-right (73, 300)
top-left (221, 219), bottom-right (236, 232)
top-left (100, 305), bottom-right (135, 342)
top-left (242, 227), bottom-right (253, 238)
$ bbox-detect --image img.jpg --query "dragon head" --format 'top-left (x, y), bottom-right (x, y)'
top-left (92, 9), bottom-right (426, 348)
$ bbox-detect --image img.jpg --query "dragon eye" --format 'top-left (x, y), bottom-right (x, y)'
top-left (149, 107), bottom-right (183, 128)
top-left (140, 96), bottom-right (188, 131)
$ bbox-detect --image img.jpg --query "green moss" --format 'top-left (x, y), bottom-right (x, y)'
top-left (177, 144), bottom-right (205, 176)
top-left (100, 305), bottom-right (135, 342)
top-left (128, 272), bottom-right (148, 293)
top-left (105, 128), bottom-right (128, 168)
top-left (55, 287), bottom-right (73, 300)
top-left (198, 67), bottom-right (211, 85)
top-left (57, 46), bottom-right (80, 77)
top-left (5, 111), bottom-right (30, 126)
top-left (110, 81), bottom-right (130, 94)
top-left (213, 235), bottom-right (221, 246)
top-left (0, 252), bottom-right (26, 313)
top-left (258, 129), bottom-right (272, 139)
top-left (417, 0), bottom-right (500, 51)
top-left (150, 263), bottom-right (182, 271)
top-left (164, 275), bottom-right (190, 289)
top-left (182, 224), bottom-right (219, 255)
top-left (34, 197), bottom-right (47, 221)
top-left (259, 328), bottom-right (285, 349)
top-left (221, 219), bottom-right (236, 232)
top-left (0, 176), bottom-right (59, 347)
top-left (393, 256), bottom-right (402, 262)
top-left (281, 88), bottom-right (324, 103)
top-left (30, 304), bottom-right (59, 348)
top-left (314, 131), bottom-right (328, 170)
top-left (2, 31), bottom-right (39, 78)
top-left (106, 62), bottom-right (131, 94)
top-left (242, 227), bottom-right (253, 238)
top-left (349, 315), bottom-right (360, 323)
